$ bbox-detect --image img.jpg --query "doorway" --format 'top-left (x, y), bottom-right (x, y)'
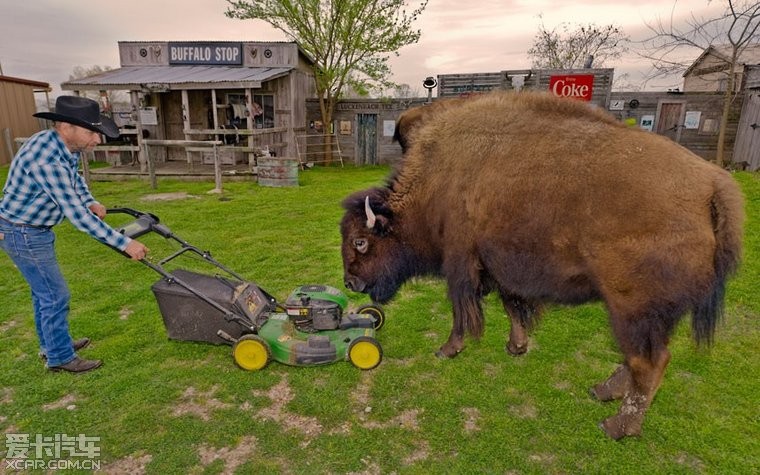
top-left (356, 114), bottom-right (378, 165)
top-left (655, 101), bottom-right (686, 143)
top-left (733, 90), bottom-right (760, 170)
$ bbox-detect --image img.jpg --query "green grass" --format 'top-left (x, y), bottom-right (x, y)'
top-left (1, 166), bottom-right (758, 474)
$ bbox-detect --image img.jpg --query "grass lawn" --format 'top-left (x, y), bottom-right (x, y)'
top-left (0, 165), bottom-right (758, 474)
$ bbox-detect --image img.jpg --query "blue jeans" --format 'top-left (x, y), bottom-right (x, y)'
top-left (0, 220), bottom-right (75, 367)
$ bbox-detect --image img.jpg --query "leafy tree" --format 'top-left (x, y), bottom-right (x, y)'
top-left (637, 0), bottom-right (760, 166)
top-left (225, 0), bottom-right (428, 163)
top-left (528, 15), bottom-right (629, 69)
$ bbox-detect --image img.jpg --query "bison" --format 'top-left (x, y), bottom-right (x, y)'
top-left (340, 91), bottom-right (744, 439)
top-left (393, 97), bottom-right (469, 153)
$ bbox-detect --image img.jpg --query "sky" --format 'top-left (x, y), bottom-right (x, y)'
top-left (0, 0), bottom-right (727, 96)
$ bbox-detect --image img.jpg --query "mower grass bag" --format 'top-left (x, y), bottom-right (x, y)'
top-left (151, 269), bottom-right (259, 345)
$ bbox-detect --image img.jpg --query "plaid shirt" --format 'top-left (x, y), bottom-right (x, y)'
top-left (0, 129), bottom-right (129, 251)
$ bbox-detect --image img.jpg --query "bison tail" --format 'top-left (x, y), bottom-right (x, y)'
top-left (692, 174), bottom-right (744, 345)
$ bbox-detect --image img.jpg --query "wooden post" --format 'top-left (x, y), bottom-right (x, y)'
top-left (211, 142), bottom-right (223, 194)
top-left (144, 142), bottom-right (157, 189)
top-left (246, 88), bottom-right (255, 172)
top-left (212, 88), bottom-right (220, 139)
top-left (181, 89), bottom-right (193, 171)
top-left (82, 151), bottom-right (92, 185)
top-left (131, 91), bottom-right (146, 172)
top-left (2, 128), bottom-right (13, 162)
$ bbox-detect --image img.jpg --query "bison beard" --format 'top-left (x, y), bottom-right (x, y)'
top-left (340, 90), bottom-right (744, 439)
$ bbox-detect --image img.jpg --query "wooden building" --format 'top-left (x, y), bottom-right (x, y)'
top-left (607, 90), bottom-right (742, 162)
top-left (437, 68), bottom-right (614, 107)
top-left (307, 68), bottom-right (614, 165)
top-left (61, 41), bottom-right (315, 170)
top-left (683, 44), bottom-right (760, 93)
top-left (0, 75), bottom-right (51, 165)
top-left (733, 65), bottom-right (760, 171)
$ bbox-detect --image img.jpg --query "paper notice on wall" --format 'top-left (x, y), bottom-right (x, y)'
top-left (139, 107), bottom-right (158, 125)
top-left (383, 120), bottom-right (395, 137)
top-left (684, 111), bottom-right (702, 129)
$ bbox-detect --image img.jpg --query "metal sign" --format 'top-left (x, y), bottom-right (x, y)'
top-left (168, 42), bottom-right (243, 65)
top-left (549, 74), bottom-right (594, 101)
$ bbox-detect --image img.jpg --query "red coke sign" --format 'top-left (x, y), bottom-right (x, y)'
top-left (549, 74), bottom-right (594, 101)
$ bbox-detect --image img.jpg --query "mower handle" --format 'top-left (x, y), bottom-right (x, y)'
top-left (106, 207), bottom-right (173, 240)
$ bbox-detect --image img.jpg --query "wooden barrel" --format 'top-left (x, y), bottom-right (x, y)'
top-left (257, 157), bottom-right (299, 187)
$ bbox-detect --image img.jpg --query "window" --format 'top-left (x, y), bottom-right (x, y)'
top-left (226, 93), bottom-right (275, 129)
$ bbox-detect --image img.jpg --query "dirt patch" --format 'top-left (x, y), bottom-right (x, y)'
top-left (674, 452), bottom-right (705, 472)
top-left (362, 408), bottom-right (422, 431)
top-left (100, 453), bottom-right (153, 474)
top-left (351, 372), bottom-right (373, 412)
top-left (196, 435), bottom-right (257, 475)
top-left (0, 388), bottom-right (13, 405)
top-left (42, 394), bottom-right (77, 411)
top-left (508, 401), bottom-right (538, 419)
top-left (462, 407), bottom-right (480, 433)
top-left (252, 375), bottom-right (323, 438)
top-left (172, 385), bottom-right (232, 421)
top-left (0, 320), bottom-right (18, 332)
top-left (140, 192), bottom-right (197, 202)
top-left (118, 307), bottom-right (133, 320)
top-left (403, 439), bottom-right (430, 466)
top-left (347, 459), bottom-right (383, 475)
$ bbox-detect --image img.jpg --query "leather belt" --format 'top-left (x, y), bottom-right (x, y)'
top-left (0, 215), bottom-right (53, 230)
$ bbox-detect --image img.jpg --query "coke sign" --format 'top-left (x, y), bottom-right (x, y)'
top-left (549, 74), bottom-right (594, 101)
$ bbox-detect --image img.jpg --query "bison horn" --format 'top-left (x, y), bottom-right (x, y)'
top-left (365, 196), bottom-right (377, 229)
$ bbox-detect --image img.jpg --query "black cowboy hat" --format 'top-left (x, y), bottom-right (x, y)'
top-left (34, 96), bottom-right (120, 139)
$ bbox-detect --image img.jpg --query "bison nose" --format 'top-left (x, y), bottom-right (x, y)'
top-left (344, 276), bottom-right (366, 293)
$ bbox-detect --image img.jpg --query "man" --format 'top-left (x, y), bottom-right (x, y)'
top-left (0, 96), bottom-right (149, 374)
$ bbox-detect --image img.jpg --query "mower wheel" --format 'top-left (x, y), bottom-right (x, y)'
top-left (356, 304), bottom-right (385, 330)
top-left (348, 336), bottom-right (383, 370)
top-left (233, 335), bottom-right (271, 371)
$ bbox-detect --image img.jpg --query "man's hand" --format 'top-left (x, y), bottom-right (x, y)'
top-left (89, 203), bottom-right (107, 219)
top-left (124, 240), bottom-right (149, 261)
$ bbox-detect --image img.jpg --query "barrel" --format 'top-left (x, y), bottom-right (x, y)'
top-left (257, 157), bottom-right (299, 187)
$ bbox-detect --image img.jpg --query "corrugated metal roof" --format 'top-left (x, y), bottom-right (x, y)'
top-left (61, 66), bottom-right (292, 90)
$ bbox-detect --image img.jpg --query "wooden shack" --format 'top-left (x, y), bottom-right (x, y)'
top-left (0, 75), bottom-right (51, 165)
top-left (437, 68), bottom-right (614, 108)
top-left (607, 90), bottom-right (742, 162)
top-left (61, 41), bottom-right (315, 171)
top-left (733, 65), bottom-right (760, 170)
top-left (306, 69), bottom-right (614, 165)
top-left (683, 44), bottom-right (760, 93)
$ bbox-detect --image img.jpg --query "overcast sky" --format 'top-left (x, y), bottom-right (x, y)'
top-left (0, 0), bottom-right (725, 96)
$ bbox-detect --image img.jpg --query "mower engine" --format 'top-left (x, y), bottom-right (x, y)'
top-left (284, 285), bottom-right (349, 331)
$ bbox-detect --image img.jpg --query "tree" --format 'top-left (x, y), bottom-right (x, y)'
top-left (637, 0), bottom-right (760, 166)
top-left (527, 16), bottom-right (629, 69)
top-left (391, 83), bottom-right (419, 98)
top-left (68, 65), bottom-right (127, 110)
top-left (225, 0), bottom-right (428, 163)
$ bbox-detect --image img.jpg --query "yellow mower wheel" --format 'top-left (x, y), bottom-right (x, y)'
top-left (233, 335), bottom-right (271, 371)
top-left (357, 304), bottom-right (385, 330)
top-left (348, 336), bottom-right (382, 370)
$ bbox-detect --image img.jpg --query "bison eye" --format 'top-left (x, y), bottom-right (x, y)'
top-left (354, 238), bottom-right (369, 254)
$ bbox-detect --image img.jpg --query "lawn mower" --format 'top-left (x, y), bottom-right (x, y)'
top-left (105, 208), bottom-right (385, 371)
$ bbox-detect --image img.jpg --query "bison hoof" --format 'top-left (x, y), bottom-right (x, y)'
top-left (435, 347), bottom-right (461, 359)
top-left (506, 341), bottom-right (528, 356)
top-left (599, 414), bottom-right (642, 440)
